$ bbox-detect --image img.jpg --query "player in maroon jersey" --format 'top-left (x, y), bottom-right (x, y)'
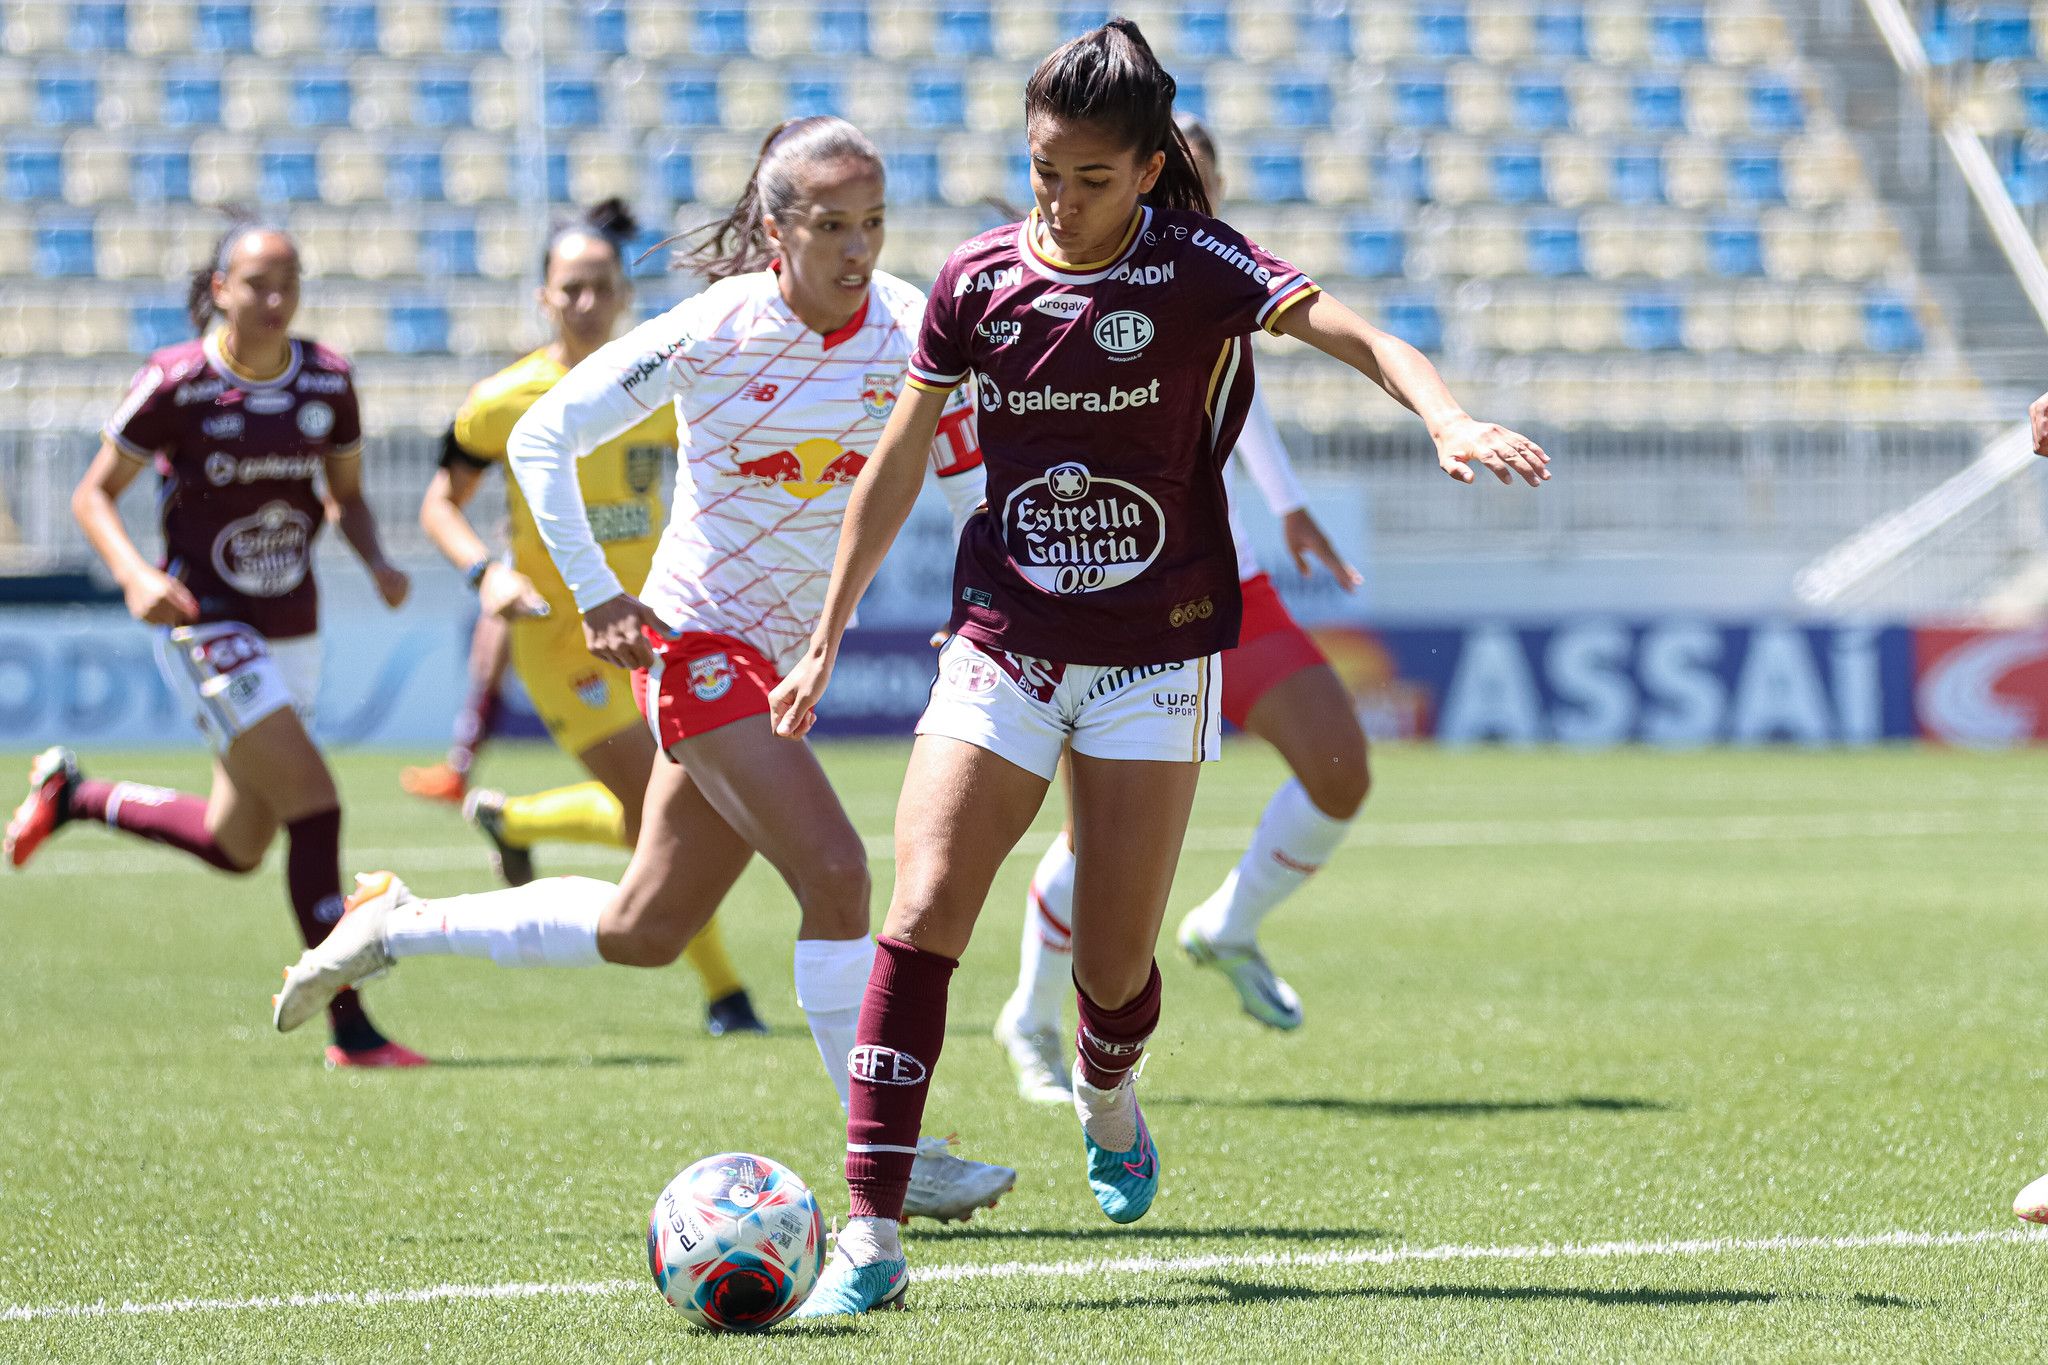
top-left (772, 20), bottom-right (1548, 1314)
top-left (2, 221), bottom-right (420, 1069)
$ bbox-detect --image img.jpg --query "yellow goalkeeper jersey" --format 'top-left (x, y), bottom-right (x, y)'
top-left (451, 347), bottom-right (670, 608)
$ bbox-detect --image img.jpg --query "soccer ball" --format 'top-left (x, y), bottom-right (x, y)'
top-left (646, 1152), bottom-right (826, 1331)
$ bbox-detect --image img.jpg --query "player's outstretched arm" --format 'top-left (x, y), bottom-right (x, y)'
top-left (325, 447), bottom-right (409, 608)
top-left (1274, 293), bottom-right (1550, 488)
top-left (770, 384), bottom-right (952, 739)
top-left (72, 440), bottom-right (199, 626)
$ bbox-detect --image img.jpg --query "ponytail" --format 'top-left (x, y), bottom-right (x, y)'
top-left (669, 116), bottom-right (885, 280)
top-left (188, 213), bottom-right (286, 334)
top-left (1025, 18), bottom-right (1210, 216)
top-left (542, 195), bottom-right (641, 280)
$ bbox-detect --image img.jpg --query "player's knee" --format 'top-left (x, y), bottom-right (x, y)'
top-left (1073, 957), bottom-right (1150, 1011)
top-left (599, 917), bottom-right (690, 968)
top-left (796, 841), bottom-right (869, 917)
top-left (1300, 756), bottom-right (1369, 821)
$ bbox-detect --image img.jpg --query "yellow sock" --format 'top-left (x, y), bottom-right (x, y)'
top-left (498, 781), bottom-right (626, 847)
top-left (684, 917), bottom-right (745, 1001)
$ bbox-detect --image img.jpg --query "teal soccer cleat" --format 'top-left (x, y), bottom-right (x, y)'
top-left (1075, 1064), bottom-right (1160, 1225)
top-left (793, 1252), bottom-right (908, 1319)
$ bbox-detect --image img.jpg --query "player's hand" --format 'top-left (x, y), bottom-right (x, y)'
top-left (2031, 392), bottom-right (2048, 455)
top-left (371, 560), bottom-right (411, 609)
top-left (1281, 509), bottom-right (1363, 591)
top-left (123, 567), bottom-right (199, 626)
top-left (769, 644), bottom-right (835, 741)
top-left (582, 591), bottom-right (671, 671)
top-left (480, 563), bottom-right (550, 620)
top-left (1434, 416), bottom-right (1549, 487)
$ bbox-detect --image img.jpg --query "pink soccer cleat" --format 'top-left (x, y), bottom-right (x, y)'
top-left (325, 1040), bottom-right (430, 1069)
top-left (5, 746), bottom-right (79, 870)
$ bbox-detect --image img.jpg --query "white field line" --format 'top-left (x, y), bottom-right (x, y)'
top-left (16, 807), bottom-right (2048, 881)
top-left (3, 1227), bottom-right (2042, 1325)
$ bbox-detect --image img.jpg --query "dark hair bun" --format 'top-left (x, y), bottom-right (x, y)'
top-left (583, 196), bottom-right (639, 245)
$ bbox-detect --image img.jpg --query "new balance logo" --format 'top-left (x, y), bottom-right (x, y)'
top-left (742, 382), bottom-right (780, 402)
top-left (847, 1045), bottom-right (928, 1086)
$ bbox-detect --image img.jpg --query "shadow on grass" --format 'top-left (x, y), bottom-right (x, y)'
top-left (1149, 1095), bottom-right (1671, 1118)
top-left (917, 1224), bottom-right (1388, 1245)
top-left (427, 1053), bottom-right (688, 1070)
top-left (1032, 1279), bottom-right (1926, 1313)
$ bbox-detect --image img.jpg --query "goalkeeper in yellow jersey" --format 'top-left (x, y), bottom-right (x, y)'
top-left (417, 198), bottom-right (763, 1036)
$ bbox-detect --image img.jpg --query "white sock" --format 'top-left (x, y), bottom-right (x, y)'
top-left (383, 877), bottom-right (607, 967)
top-left (836, 1214), bottom-right (902, 1266)
top-left (1071, 1058), bottom-right (1139, 1151)
top-left (794, 936), bottom-right (875, 1112)
top-left (1195, 779), bottom-right (1353, 950)
top-left (1003, 833), bottom-right (1075, 1036)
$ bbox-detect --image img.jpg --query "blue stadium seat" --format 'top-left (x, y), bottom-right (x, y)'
top-left (1178, 4), bottom-right (1230, 58)
top-left (417, 73), bottom-right (472, 128)
top-left (1056, 4), bottom-right (1106, 42)
top-left (1271, 77), bottom-right (1332, 130)
top-left (1394, 76), bottom-right (1450, 131)
top-left (2023, 82), bottom-right (2048, 131)
top-left (665, 76), bottom-right (720, 128)
top-left (387, 147), bottom-right (444, 201)
top-left (1726, 146), bottom-right (1785, 204)
top-left (419, 221), bottom-right (479, 276)
top-left (35, 74), bottom-right (98, 127)
top-left (695, 4), bottom-right (749, 56)
top-left (131, 148), bottom-right (192, 201)
top-left (1922, 3), bottom-right (1965, 63)
top-left (1176, 76), bottom-right (1207, 121)
top-left (1532, 6), bottom-right (1587, 58)
top-left (1705, 217), bottom-right (1765, 276)
top-left (34, 221), bottom-right (96, 277)
top-left (785, 73), bottom-right (842, 120)
top-left (1492, 147), bottom-right (1546, 203)
top-left (1374, 143), bottom-right (1431, 202)
top-left (446, 3), bottom-right (501, 53)
top-left (70, 2), bottom-right (128, 51)
top-left (1748, 79), bottom-right (1803, 133)
top-left (1415, 5), bottom-right (1471, 58)
top-left (884, 148), bottom-right (942, 204)
top-left (1299, 7), bottom-right (1351, 59)
top-left (1003, 153), bottom-right (1032, 208)
top-left (1973, 7), bottom-right (2032, 61)
top-left (934, 3), bottom-right (993, 57)
top-left (326, 2), bottom-right (379, 52)
top-left (1632, 79), bottom-right (1685, 133)
top-left (1649, 6), bottom-right (1708, 63)
top-left (5, 144), bottom-right (63, 201)
top-left (1246, 148), bottom-right (1307, 202)
top-left (908, 73), bottom-right (967, 129)
top-left (2001, 137), bottom-right (2048, 203)
top-left (544, 77), bottom-right (602, 130)
top-left (545, 151), bottom-right (569, 202)
top-left (1344, 220), bottom-right (1406, 277)
top-left (161, 74), bottom-right (224, 126)
top-left (585, 2), bottom-right (629, 56)
top-left (659, 148), bottom-right (693, 202)
top-left (1863, 292), bottom-right (1922, 352)
top-left (1513, 77), bottom-right (1571, 132)
top-left (131, 301), bottom-right (188, 352)
top-left (194, 3), bottom-right (255, 52)
top-left (261, 145), bottom-right (321, 202)
top-left (814, 2), bottom-right (870, 56)
top-left (292, 72), bottom-right (353, 128)
top-left (1611, 149), bottom-right (1665, 204)
top-left (388, 301), bottom-right (451, 353)
top-left (1525, 216), bottom-right (1584, 275)
top-left (1379, 295), bottom-right (1443, 351)
top-left (1622, 292), bottom-right (1684, 350)
top-left (623, 227), bottom-right (669, 278)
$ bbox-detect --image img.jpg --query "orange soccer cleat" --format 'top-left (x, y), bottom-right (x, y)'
top-left (399, 763), bottom-right (466, 805)
top-left (325, 1040), bottom-right (430, 1069)
top-left (5, 746), bottom-right (79, 870)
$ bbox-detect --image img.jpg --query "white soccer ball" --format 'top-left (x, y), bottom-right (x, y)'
top-left (2013, 1172), bottom-right (2048, 1225)
top-left (646, 1152), bottom-right (826, 1331)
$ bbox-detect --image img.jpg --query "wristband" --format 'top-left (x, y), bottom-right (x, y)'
top-left (464, 558), bottom-right (491, 590)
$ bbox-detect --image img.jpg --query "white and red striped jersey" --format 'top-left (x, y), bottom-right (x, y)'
top-left (1227, 388), bottom-right (1309, 583)
top-left (506, 269), bottom-right (983, 671)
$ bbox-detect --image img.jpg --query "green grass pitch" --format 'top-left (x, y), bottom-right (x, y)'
top-left (2, 741), bottom-right (2047, 1361)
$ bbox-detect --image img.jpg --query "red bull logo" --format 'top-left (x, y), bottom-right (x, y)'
top-left (688, 651), bottom-right (734, 702)
top-left (731, 438), bottom-right (868, 501)
top-left (861, 371), bottom-right (896, 421)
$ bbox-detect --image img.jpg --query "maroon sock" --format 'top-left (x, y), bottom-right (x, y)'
top-left (844, 936), bottom-right (956, 1221)
top-left (446, 684), bottom-right (499, 778)
top-left (69, 779), bottom-right (243, 872)
top-left (1075, 961), bottom-right (1162, 1091)
top-left (283, 808), bottom-right (382, 1050)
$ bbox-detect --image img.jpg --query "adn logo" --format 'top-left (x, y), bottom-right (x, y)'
top-left (848, 1045), bottom-right (928, 1086)
top-left (1093, 310), bottom-right (1153, 358)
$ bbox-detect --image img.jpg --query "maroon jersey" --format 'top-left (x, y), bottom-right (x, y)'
top-left (907, 206), bottom-right (1319, 666)
top-left (104, 334), bottom-right (362, 640)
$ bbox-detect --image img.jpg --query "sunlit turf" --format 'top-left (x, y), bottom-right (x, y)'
top-left (3, 741), bottom-right (2047, 1361)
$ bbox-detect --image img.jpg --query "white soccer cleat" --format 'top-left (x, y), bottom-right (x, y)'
top-left (994, 1000), bottom-right (1073, 1104)
top-left (272, 871), bottom-right (408, 1033)
top-left (2014, 1172), bottom-right (2048, 1224)
top-left (1178, 910), bottom-right (1304, 1031)
top-left (902, 1136), bottom-right (1017, 1223)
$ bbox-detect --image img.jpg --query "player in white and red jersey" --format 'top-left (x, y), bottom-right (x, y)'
top-left (772, 22), bottom-right (1547, 1314)
top-left (2, 221), bottom-right (419, 1068)
top-left (271, 117), bottom-right (1015, 1222)
top-left (994, 115), bottom-right (1374, 1103)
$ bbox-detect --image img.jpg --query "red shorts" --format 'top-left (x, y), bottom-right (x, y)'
top-left (632, 630), bottom-right (780, 752)
top-left (1222, 573), bottom-right (1329, 730)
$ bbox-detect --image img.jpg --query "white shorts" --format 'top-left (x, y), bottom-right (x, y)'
top-left (153, 622), bottom-right (320, 755)
top-left (917, 635), bottom-right (1220, 781)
